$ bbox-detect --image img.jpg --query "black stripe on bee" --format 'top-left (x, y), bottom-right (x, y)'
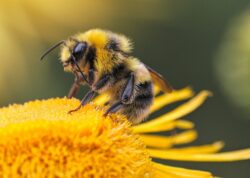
top-left (137, 81), bottom-right (153, 91)
top-left (107, 38), bottom-right (130, 57)
top-left (112, 63), bottom-right (131, 80)
top-left (136, 94), bottom-right (153, 101)
top-left (135, 81), bottom-right (153, 103)
top-left (107, 38), bottom-right (120, 51)
top-left (86, 46), bottom-right (96, 68)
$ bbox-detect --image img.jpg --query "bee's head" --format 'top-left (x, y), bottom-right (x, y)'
top-left (40, 29), bottom-right (132, 74)
top-left (60, 40), bottom-right (89, 72)
top-left (60, 29), bottom-right (133, 71)
top-left (40, 38), bottom-right (91, 84)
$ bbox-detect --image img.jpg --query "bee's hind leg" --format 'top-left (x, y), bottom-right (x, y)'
top-left (104, 73), bottom-right (135, 116)
top-left (121, 73), bottom-right (134, 104)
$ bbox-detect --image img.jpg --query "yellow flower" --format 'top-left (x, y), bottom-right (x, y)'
top-left (0, 87), bottom-right (250, 178)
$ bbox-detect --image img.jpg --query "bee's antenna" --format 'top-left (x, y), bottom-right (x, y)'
top-left (40, 40), bottom-right (65, 60)
top-left (71, 55), bottom-right (89, 84)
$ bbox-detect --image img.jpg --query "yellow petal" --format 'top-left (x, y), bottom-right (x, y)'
top-left (164, 141), bottom-right (224, 154)
top-left (140, 130), bottom-right (197, 149)
top-left (150, 87), bottom-right (194, 114)
top-left (154, 169), bottom-right (186, 178)
top-left (154, 169), bottom-right (177, 178)
top-left (176, 120), bottom-right (195, 130)
top-left (148, 148), bottom-right (250, 162)
top-left (153, 163), bottom-right (213, 178)
top-left (93, 93), bottom-right (109, 105)
top-left (153, 168), bottom-right (184, 178)
top-left (133, 119), bottom-right (194, 134)
top-left (153, 85), bottom-right (161, 95)
top-left (133, 91), bottom-right (211, 133)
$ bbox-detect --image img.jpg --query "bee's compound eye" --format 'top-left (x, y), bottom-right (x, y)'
top-left (73, 42), bottom-right (87, 59)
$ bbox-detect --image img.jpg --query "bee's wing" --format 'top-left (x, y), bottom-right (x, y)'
top-left (145, 64), bottom-right (173, 93)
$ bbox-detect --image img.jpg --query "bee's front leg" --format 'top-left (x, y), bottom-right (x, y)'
top-left (88, 69), bottom-right (95, 86)
top-left (104, 73), bottom-right (134, 116)
top-left (67, 72), bottom-right (82, 98)
top-left (68, 66), bottom-right (95, 100)
top-left (68, 74), bottom-right (110, 114)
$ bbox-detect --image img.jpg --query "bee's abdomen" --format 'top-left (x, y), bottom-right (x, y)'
top-left (120, 81), bottom-right (153, 124)
top-left (135, 81), bottom-right (153, 105)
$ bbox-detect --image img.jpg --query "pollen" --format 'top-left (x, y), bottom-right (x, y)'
top-left (0, 98), bottom-right (152, 178)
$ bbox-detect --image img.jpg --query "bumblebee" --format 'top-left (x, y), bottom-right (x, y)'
top-left (41, 29), bottom-right (173, 124)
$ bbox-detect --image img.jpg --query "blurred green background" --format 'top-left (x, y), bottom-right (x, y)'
top-left (0, 0), bottom-right (250, 177)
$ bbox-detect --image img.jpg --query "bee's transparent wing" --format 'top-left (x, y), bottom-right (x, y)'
top-left (145, 64), bottom-right (173, 93)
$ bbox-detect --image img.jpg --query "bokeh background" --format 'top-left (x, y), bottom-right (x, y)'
top-left (0, 0), bottom-right (250, 177)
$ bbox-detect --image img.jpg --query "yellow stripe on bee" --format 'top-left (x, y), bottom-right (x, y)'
top-left (60, 49), bottom-right (71, 62)
top-left (94, 49), bottom-right (118, 73)
top-left (76, 29), bottom-right (109, 48)
top-left (126, 58), bottom-right (151, 83)
top-left (115, 33), bottom-right (133, 53)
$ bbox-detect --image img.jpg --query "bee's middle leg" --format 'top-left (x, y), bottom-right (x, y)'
top-left (104, 73), bottom-right (134, 116)
top-left (68, 90), bottom-right (96, 114)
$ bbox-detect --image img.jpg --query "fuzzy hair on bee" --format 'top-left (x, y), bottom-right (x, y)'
top-left (41, 29), bottom-right (173, 124)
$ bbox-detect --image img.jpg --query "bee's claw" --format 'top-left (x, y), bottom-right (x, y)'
top-left (103, 101), bottom-right (123, 117)
top-left (103, 112), bottom-right (108, 117)
top-left (68, 105), bottom-right (82, 114)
